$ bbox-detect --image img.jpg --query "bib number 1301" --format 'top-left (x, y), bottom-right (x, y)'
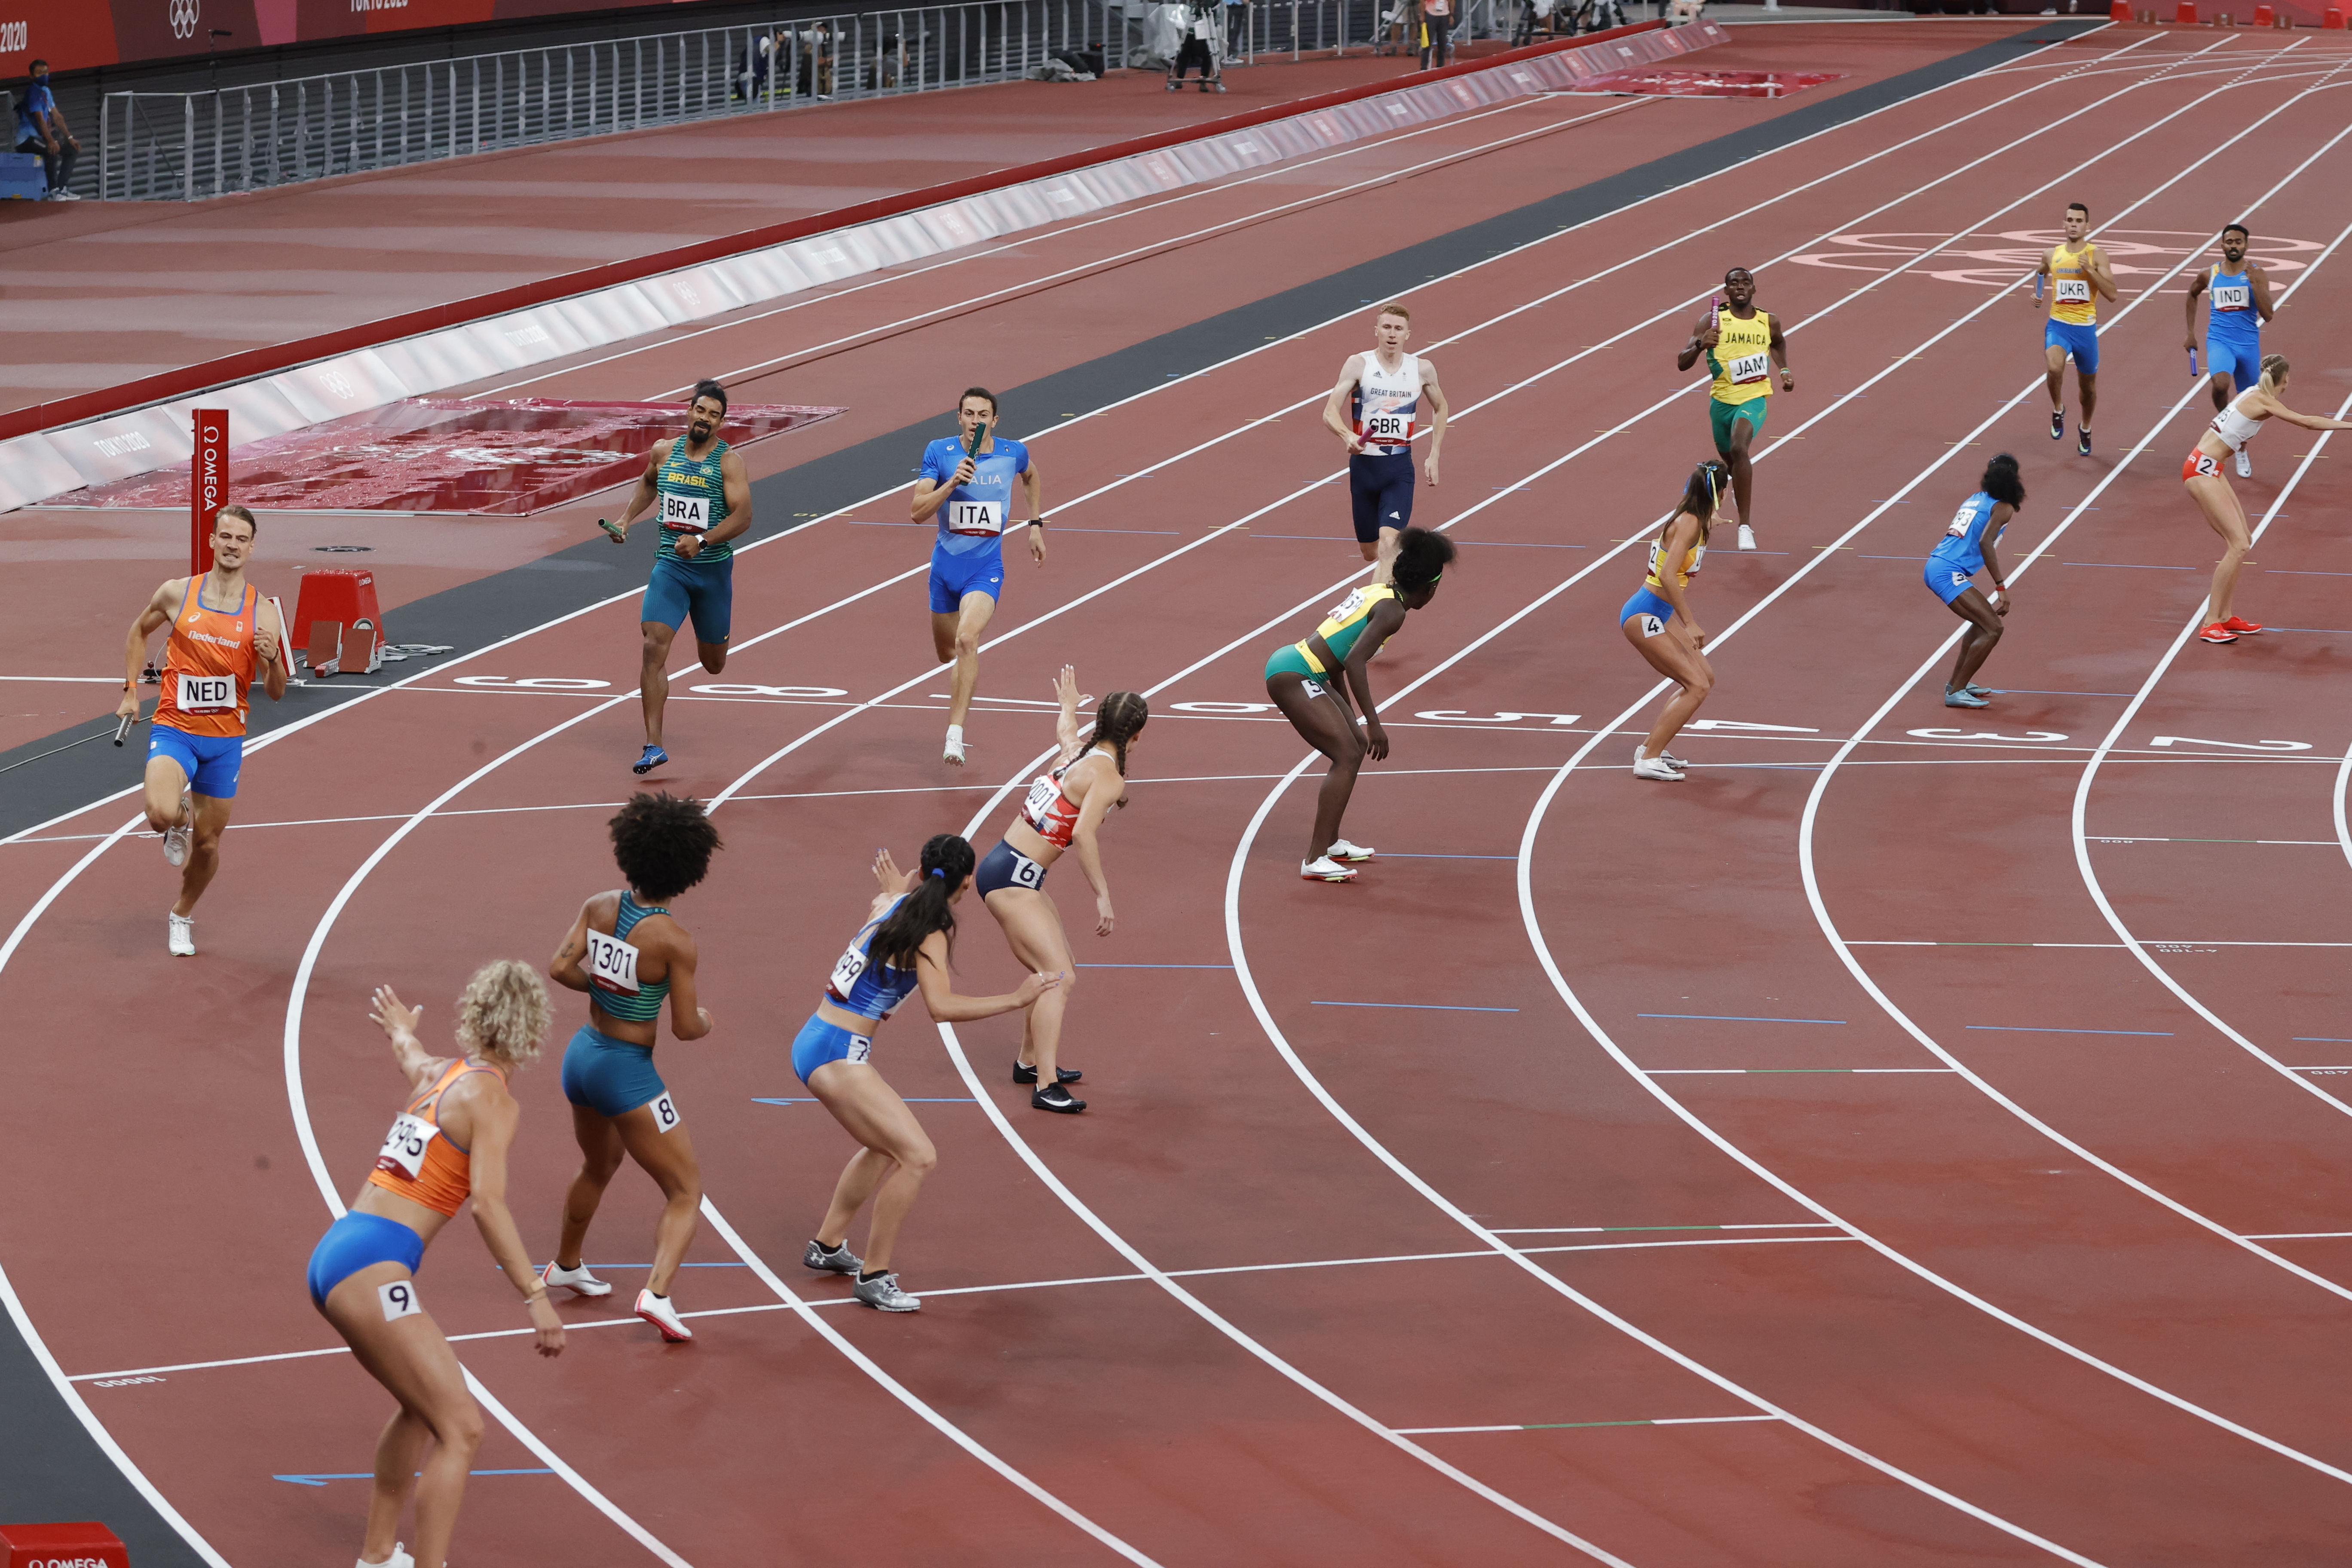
top-left (584, 928), bottom-right (640, 993)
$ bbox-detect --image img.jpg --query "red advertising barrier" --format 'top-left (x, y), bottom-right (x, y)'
top-left (190, 407), bottom-right (227, 576)
top-left (0, 1520), bottom-right (129, 1568)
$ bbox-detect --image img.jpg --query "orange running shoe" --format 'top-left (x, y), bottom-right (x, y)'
top-left (2198, 623), bottom-right (2238, 644)
top-left (2221, 616), bottom-right (2264, 634)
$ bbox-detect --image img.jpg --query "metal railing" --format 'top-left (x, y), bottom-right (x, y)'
top-left (97, 0), bottom-right (1121, 201)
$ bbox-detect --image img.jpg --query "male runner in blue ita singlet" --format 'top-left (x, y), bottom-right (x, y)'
top-left (910, 386), bottom-right (1046, 765)
top-left (600, 379), bottom-right (752, 775)
top-left (2184, 221), bottom-right (2275, 478)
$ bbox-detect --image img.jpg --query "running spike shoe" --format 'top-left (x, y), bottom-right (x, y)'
top-left (168, 912), bottom-right (196, 957)
top-left (1736, 523), bottom-right (1757, 551)
top-left (853, 1272), bottom-right (922, 1311)
top-left (2076, 426), bottom-right (2092, 457)
top-left (162, 784), bottom-right (192, 867)
top-left (1944, 688), bottom-right (1991, 708)
top-left (2198, 623), bottom-right (2239, 644)
top-left (633, 744), bottom-right (668, 776)
top-left (633, 1288), bottom-right (693, 1341)
top-left (1632, 747), bottom-right (1684, 781)
top-left (2220, 616), bottom-right (2263, 634)
top-left (2235, 448), bottom-right (2252, 478)
top-left (540, 1260), bottom-right (612, 1298)
top-left (2050, 410), bottom-right (2065, 441)
top-left (1326, 839), bottom-right (1376, 861)
top-left (803, 1239), bottom-right (864, 1276)
top-left (1031, 1084), bottom-right (1087, 1113)
top-left (1300, 855), bottom-right (1358, 881)
top-left (1012, 1061), bottom-right (1083, 1085)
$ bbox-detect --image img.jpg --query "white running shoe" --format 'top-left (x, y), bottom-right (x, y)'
top-left (2235, 448), bottom-right (2252, 478)
top-left (633, 1288), bottom-right (692, 1341)
top-left (168, 912), bottom-right (196, 957)
top-left (942, 727), bottom-right (966, 766)
top-left (162, 785), bottom-right (192, 867)
top-left (1736, 523), bottom-right (1757, 551)
top-left (45, 188), bottom-right (82, 202)
top-left (1326, 838), bottom-right (1376, 861)
top-left (1300, 855), bottom-right (1358, 882)
top-left (541, 1260), bottom-right (612, 1298)
top-left (1632, 747), bottom-right (1684, 781)
top-left (357, 1545), bottom-right (415, 1568)
top-left (853, 1272), bottom-right (922, 1312)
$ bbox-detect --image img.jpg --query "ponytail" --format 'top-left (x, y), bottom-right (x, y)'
top-left (1091, 692), bottom-right (1149, 776)
top-left (868, 834), bottom-right (975, 971)
top-left (1392, 526), bottom-right (1457, 591)
top-left (2259, 352), bottom-right (2289, 391)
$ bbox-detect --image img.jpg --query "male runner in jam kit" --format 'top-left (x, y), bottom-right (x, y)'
top-left (1322, 302), bottom-right (1448, 586)
top-left (910, 387), bottom-right (1047, 766)
top-left (2028, 201), bottom-right (2116, 457)
top-left (2184, 221), bottom-right (2276, 478)
top-left (116, 504), bottom-right (290, 956)
top-left (599, 379), bottom-right (752, 776)
top-left (1677, 268), bottom-right (1792, 552)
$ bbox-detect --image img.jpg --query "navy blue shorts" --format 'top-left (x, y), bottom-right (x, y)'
top-left (930, 545), bottom-right (1005, 614)
top-left (1348, 450), bottom-right (1415, 544)
top-left (560, 1023), bottom-right (669, 1119)
top-left (2205, 334), bottom-right (2261, 393)
top-left (975, 837), bottom-right (1048, 897)
top-left (148, 725), bottom-right (243, 799)
top-left (2043, 319), bottom-right (2099, 375)
top-left (643, 553), bottom-right (733, 644)
top-left (307, 1210), bottom-right (424, 1308)
top-left (792, 1013), bottom-right (874, 1082)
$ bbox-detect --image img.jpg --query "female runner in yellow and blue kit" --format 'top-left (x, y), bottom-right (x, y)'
top-left (1621, 461), bottom-right (1725, 781)
top-left (544, 791), bottom-right (722, 1343)
top-left (1264, 526), bottom-right (1455, 880)
top-left (791, 836), bottom-right (1058, 1311)
top-left (306, 962), bottom-right (560, 1568)
top-left (1924, 453), bottom-right (2024, 708)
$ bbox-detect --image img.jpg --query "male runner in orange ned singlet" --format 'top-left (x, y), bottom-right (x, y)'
top-left (116, 505), bottom-right (290, 956)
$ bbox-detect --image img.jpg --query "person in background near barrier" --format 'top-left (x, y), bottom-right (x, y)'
top-left (793, 836), bottom-right (1060, 1308)
top-left (308, 963), bottom-right (560, 1568)
top-left (1620, 462), bottom-right (1722, 781)
top-left (598, 379), bottom-right (750, 777)
top-left (912, 387), bottom-right (1047, 765)
top-left (116, 504), bottom-right (290, 958)
top-left (1266, 528), bottom-right (1455, 876)
top-left (974, 668), bottom-right (1149, 1110)
top-left (15, 61), bottom-right (79, 201)
top-left (1167, 0), bottom-right (1228, 91)
top-left (2183, 354), bottom-right (2352, 645)
top-left (1225, 0), bottom-right (1252, 63)
top-left (543, 792), bottom-right (721, 1343)
top-left (1924, 453), bottom-right (2024, 709)
top-left (1323, 303), bottom-right (1449, 585)
top-left (2184, 222), bottom-right (2275, 478)
top-left (1677, 268), bottom-right (1790, 552)
top-left (2027, 201), bottom-right (2114, 458)
top-left (1416, 0), bottom-right (1454, 70)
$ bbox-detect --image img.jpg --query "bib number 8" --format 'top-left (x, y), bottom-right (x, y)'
top-left (644, 1090), bottom-right (682, 1133)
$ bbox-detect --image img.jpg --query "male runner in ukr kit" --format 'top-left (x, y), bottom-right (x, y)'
top-left (2029, 202), bottom-right (2115, 457)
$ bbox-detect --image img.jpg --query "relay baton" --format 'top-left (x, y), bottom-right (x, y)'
top-left (2189, 347), bottom-right (2199, 378)
top-left (113, 713), bottom-right (135, 747)
top-left (597, 517), bottom-right (626, 542)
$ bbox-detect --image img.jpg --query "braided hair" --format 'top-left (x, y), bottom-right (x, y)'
top-left (869, 834), bottom-right (976, 971)
top-left (1091, 692), bottom-right (1149, 775)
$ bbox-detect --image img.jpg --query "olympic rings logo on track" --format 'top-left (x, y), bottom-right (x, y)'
top-left (1791, 230), bottom-right (2321, 288)
top-left (168, 0), bottom-right (201, 40)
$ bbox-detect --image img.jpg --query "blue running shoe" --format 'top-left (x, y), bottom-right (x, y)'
top-left (1944, 689), bottom-right (1990, 709)
top-left (633, 744), bottom-right (668, 775)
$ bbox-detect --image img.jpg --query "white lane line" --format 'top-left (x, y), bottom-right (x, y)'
top-left (1394, 1415), bottom-right (1784, 1435)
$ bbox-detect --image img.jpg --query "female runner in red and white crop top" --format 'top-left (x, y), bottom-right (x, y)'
top-left (972, 665), bottom-right (1148, 1112)
top-left (2181, 353), bottom-right (2352, 644)
top-left (303, 962), bottom-right (561, 1568)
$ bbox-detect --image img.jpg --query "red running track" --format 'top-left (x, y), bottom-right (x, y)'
top-left (9, 20), bottom-right (2352, 1566)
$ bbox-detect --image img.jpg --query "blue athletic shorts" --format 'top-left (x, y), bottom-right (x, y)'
top-left (2204, 334), bottom-right (2261, 394)
top-left (1923, 556), bottom-right (1978, 606)
top-left (975, 837), bottom-right (1048, 897)
top-left (559, 1023), bottom-right (668, 1118)
top-left (1619, 585), bottom-right (1675, 628)
top-left (642, 553), bottom-right (733, 644)
top-left (307, 1210), bottom-right (425, 1308)
top-left (929, 545), bottom-right (1005, 614)
top-left (2043, 319), bottom-right (2100, 375)
top-left (792, 1013), bottom-right (873, 1083)
top-left (148, 724), bottom-right (243, 799)
top-left (1348, 450), bottom-right (1415, 544)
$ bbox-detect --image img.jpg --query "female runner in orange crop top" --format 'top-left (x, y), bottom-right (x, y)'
top-left (304, 961), bottom-right (560, 1568)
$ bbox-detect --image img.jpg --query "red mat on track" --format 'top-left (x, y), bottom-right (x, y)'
top-left (1574, 67), bottom-right (1843, 97)
top-left (60, 399), bottom-right (844, 515)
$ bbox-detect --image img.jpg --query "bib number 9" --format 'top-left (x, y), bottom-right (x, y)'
top-left (374, 1112), bottom-right (435, 1181)
top-left (1727, 351), bottom-right (1770, 384)
top-left (2055, 279), bottom-right (2091, 304)
top-left (2211, 284), bottom-right (2250, 311)
top-left (947, 499), bottom-right (1004, 536)
top-left (658, 493), bottom-right (708, 532)
top-left (378, 1280), bottom-right (421, 1322)
top-left (584, 929), bottom-right (640, 993)
top-left (178, 674), bottom-right (235, 712)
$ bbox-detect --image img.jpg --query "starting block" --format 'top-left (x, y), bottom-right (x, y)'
top-left (291, 569), bottom-right (383, 656)
top-left (303, 618), bottom-right (381, 678)
top-left (0, 1521), bottom-right (129, 1567)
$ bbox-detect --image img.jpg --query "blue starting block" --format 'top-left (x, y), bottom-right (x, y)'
top-left (0, 151), bottom-right (46, 201)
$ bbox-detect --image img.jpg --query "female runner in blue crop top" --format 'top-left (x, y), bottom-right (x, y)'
top-left (790, 833), bottom-right (1057, 1311)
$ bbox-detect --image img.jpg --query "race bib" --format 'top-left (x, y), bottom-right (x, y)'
top-left (1638, 615), bottom-right (1665, 639)
top-left (378, 1279), bottom-right (421, 1322)
top-left (2055, 279), bottom-right (2091, 304)
top-left (845, 1034), bottom-right (873, 1066)
top-left (1362, 410), bottom-right (1411, 443)
top-left (1023, 774), bottom-right (1061, 822)
top-left (946, 499), bottom-right (1004, 536)
top-left (1727, 350), bottom-right (1770, 384)
top-left (177, 673), bottom-right (235, 712)
top-left (643, 1090), bottom-right (683, 1133)
top-left (1301, 678), bottom-right (1326, 699)
top-left (1006, 850), bottom-right (1046, 890)
top-left (828, 942), bottom-right (867, 998)
top-left (1944, 501), bottom-right (1978, 539)
top-left (1323, 587), bottom-right (1368, 624)
top-left (375, 1111), bottom-right (436, 1181)
top-left (583, 928), bottom-right (640, 993)
top-left (2211, 284), bottom-right (2250, 311)
top-left (658, 493), bottom-right (708, 532)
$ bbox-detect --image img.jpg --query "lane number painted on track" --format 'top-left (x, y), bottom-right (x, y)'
top-left (2147, 735), bottom-right (2312, 752)
top-left (689, 683), bottom-right (850, 698)
top-left (450, 676), bottom-right (612, 689)
top-left (92, 1375), bottom-right (165, 1387)
top-left (1415, 710), bottom-right (1583, 726)
top-left (1172, 701), bottom-right (1274, 714)
top-left (1906, 727), bottom-right (2067, 742)
top-left (1687, 719), bottom-right (1821, 733)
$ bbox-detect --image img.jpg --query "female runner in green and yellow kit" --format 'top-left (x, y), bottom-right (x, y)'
top-left (1263, 527), bottom-right (1455, 882)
